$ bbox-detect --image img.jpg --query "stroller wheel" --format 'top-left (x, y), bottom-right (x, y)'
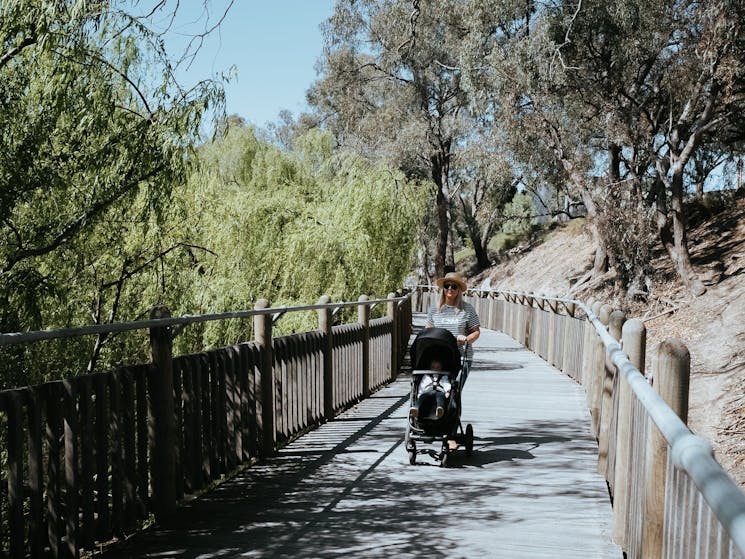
top-left (465, 424), bottom-right (474, 456)
top-left (439, 451), bottom-right (448, 468)
top-left (439, 442), bottom-right (449, 468)
top-left (408, 442), bottom-right (417, 465)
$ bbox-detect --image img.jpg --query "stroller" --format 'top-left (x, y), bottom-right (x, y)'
top-left (404, 327), bottom-right (474, 467)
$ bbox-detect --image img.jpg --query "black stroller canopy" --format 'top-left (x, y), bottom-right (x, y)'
top-left (410, 327), bottom-right (460, 373)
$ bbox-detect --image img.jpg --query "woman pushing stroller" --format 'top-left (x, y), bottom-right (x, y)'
top-left (405, 271), bottom-right (480, 466)
top-left (426, 271), bottom-right (481, 361)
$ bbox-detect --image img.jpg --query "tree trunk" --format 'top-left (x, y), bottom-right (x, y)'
top-left (655, 162), bottom-right (706, 296)
top-left (459, 196), bottom-right (491, 270)
top-left (433, 180), bottom-right (448, 276)
top-left (669, 171), bottom-right (706, 295)
top-left (431, 149), bottom-right (452, 277)
top-left (579, 186), bottom-right (609, 275)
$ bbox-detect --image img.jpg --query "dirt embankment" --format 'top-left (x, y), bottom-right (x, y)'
top-left (465, 201), bottom-right (745, 488)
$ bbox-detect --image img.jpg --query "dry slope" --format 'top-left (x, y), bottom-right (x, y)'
top-left (466, 203), bottom-right (745, 488)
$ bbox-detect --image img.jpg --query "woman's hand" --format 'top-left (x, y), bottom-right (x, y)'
top-left (456, 334), bottom-right (467, 345)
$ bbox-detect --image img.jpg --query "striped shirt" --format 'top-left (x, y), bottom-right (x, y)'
top-left (426, 302), bottom-right (480, 360)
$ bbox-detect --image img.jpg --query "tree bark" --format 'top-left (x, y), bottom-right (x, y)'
top-left (459, 197), bottom-right (491, 270)
top-left (578, 184), bottom-right (609, 276)
top-left (654, 160), bottom-right (706, 296)
top-left (431, 146), bottom-right (452, 276)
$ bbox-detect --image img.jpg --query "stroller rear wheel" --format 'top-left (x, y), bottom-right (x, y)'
top-left (407, 440), bottom-right (417, 465)
top-left (439, 442), bottom-right (449, 468)
top-left (465, 424), bottom-right (474, 456)
top-left (439, 451), bottom-right (448, 468)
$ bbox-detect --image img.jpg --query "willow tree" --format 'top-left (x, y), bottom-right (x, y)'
top-left (0, 1), bottom-right (225, 335)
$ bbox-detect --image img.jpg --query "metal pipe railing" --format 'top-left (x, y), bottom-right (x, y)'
top-left (0, 295), bottom-right (407, 346)
top-left (441, 286), bottom-right (745, 558)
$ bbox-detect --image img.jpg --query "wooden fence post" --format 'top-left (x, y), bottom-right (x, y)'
top-left (561, 302), bottom-right (577, 378)
top-left (642, 339), bottom-right (690, 559)
top-left (317, 295), bottom-right (334, 418)
top-left (579, 300), bottom-right (596, 389)
top-left (589, 303), bottom-right (610, 436)
top-left (388, 293), bottom-right (399, 380)
top-left (359, 295), bottom-right (370, 398)
top-left (524, 296), bottom-right (534, 349)
top-left (598, 309), bottom-right (625, 475)
top-left (148, 305), bottom-right (177, 522)
top-left (254, 299), bottom-right (275, 456)
top-left (613, 318), bottom-right (646, 548)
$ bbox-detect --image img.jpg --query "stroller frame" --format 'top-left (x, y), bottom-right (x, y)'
top-left (404, 329), bottom-right (474, 467)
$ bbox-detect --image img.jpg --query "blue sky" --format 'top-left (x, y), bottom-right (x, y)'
top-left (164, 1), bottom-right (336, 128)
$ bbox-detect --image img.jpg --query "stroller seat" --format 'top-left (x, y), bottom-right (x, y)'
top-left (405, 328), bottom-right (474, 466)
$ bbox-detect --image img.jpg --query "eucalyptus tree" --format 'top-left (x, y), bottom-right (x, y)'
top-left (552, 0), bottom-right (745, 295)
top-left (0, 1), bottom-right (225, 336)
top-left (309, 0), bottom-right (485, 276)
top-left (469, 0), bottom-right (745, 297)
top-left (452, 132), bottom-right (519, 269)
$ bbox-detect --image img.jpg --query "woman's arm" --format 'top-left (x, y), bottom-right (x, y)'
top-left (465, 326), bottom-right (480, 344)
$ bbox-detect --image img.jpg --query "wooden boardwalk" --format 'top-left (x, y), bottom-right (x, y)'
top-left (97, 322), bottom-right (621, 558)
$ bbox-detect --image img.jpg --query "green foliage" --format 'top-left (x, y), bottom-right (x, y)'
top-left (501, 193), bottom-right (535, 238)
top-left (184, 126), bottom-right (428, 342)
top-left (0, 114), bottom-right (427, 389)
top-left (0, 2), bottom-right (228, 388)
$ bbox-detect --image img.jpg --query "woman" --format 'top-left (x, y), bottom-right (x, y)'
top-left (425, 272), bottom-right (481, 363)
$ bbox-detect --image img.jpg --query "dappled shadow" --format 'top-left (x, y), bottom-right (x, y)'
top-left (469, 361), bottom-right (523, 371)
top-left (97, 329), bottom-right (617, 559)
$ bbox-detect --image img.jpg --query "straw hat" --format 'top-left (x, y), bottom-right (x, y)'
top-left (435, 272), bottom-right (467, 292)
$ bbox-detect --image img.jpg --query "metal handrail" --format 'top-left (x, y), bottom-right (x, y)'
top-left (0, 294), bottom-right (408, 346)
top-left (459, 286), bottom-right (745, 553)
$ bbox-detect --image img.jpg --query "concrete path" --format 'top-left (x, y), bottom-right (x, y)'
top-left (98, 324), bottom-right (621, 558)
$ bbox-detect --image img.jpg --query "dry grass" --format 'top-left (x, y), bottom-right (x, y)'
top-left (461, 198), bottom-right (745, 488)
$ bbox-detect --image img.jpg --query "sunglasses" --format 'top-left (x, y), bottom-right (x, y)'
top-left (443, 283), bottom-right (460, 290)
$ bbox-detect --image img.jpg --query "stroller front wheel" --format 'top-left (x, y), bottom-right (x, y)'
top-left (408, 444), bottom-right (417, 465)
top-left (465, 423), bottom-right (474, 456)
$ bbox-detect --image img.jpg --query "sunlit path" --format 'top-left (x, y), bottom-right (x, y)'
top-left (98, 322), bottom-right (621, 558)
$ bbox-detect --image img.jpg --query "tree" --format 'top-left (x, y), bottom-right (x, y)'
top-left (465, 0), bottom-right (745, 297)
top-left (452, 133), bottom-right (520, 269)
top-left (0, 1), bottom-right (225, 334)
top-left (309, 0), bottom-right (482, 276)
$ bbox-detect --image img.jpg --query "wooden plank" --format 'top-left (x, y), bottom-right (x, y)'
top-left (109, 372), bottom-right (123, 539)
top-left (121, 369), bottom-right (137, 529)
top-left (45, 382), bottom-right (62, 558)
top-left (63, 379), bottom-right (79, 558)
top-left (135, 367), bottom-right (149, 519)
top-left (26, 387), bottom-right (44, 557)
top-left (94, 373), bottom-right (110, 541)
top-left (5, 391), bottom-right (25, 559)
top-left (78, 376), bottom-right (95, 550)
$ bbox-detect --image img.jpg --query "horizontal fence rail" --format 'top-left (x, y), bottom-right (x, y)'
top-left (0, 292), bottom-right (412, 559)
top-left (414, 285), bottom-right (745, 559)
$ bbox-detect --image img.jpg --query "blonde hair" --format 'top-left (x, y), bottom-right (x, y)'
top-left (438, 288), bottom-right (464, 313)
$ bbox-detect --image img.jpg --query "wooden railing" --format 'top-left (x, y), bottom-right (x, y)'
top-left (0, 292), bottom-right (412, 559)
top-left (415, 286), bottom-right (745, 559)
